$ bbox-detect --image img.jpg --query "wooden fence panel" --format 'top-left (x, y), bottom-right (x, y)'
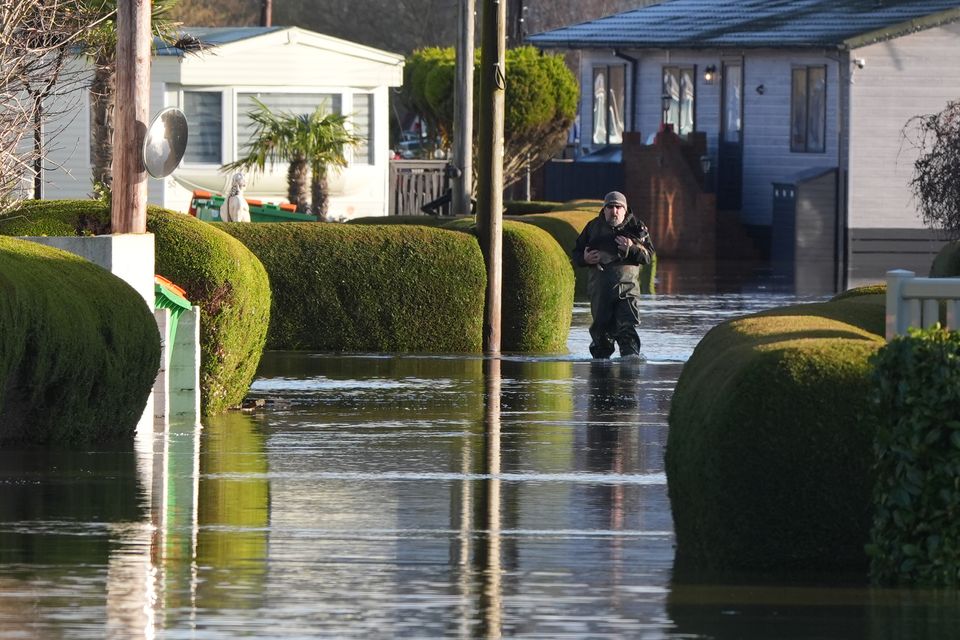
top-left (389, 160), bottom-right (448, 216)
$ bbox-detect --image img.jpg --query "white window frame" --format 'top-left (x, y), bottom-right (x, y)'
top-left (179, 87), bottom-right (226, 167)
top-left (345, 91), bottom-right (375, 166)
top-left (790, 65), bottom-right (827, 153)
top-left (591, 64), bottom-right (626, 146)
top-left (662, 66), bottom-right (697, 137)
top-left (178, 86), bottom-right (376, 168)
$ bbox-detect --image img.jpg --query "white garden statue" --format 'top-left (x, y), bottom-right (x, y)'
top-left (220, 172), bottom-right (251, 222)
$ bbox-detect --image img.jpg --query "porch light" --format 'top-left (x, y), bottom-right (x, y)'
top-left (661, 93), bottom-right (672, 113)
top-left (703, 65), bottom-right (717, 85)
top-left (700, 155), bottom-right (712, 175)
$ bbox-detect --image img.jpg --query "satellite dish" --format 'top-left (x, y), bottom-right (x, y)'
top-left (143, 107), bottom-right (188, 178)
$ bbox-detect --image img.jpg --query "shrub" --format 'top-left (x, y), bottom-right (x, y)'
top-left (667, 299), bottom-right (886, 571)
top-left (348, 215), bottom-right (458, 227)
top-left (906, 101), bottom-right (960, 240)
top-left (402, 45), bottom-right (576, 189)
top-left (0, 237), bottom-right (160, 444)
top-left (149, 215), bottom-right (271, 414)
top-left (929, 241), bottom-right (960, 277)
top-left (221, 223), bottom-right (486, 352)
top-left (353, 206), bottom-right (655, 303)
top-left (499, 221), bottom-right (574, 352)
top-left (504, 200), bottom-right (559, 215)
top-left (867, 326), bottom-right (960, 586)
top-left (563, 199), bottom-right (604, 211)
top-left (0, 200), bottom-right (271, 415)
top-left (831, 283), bottom-right (886, 303)
top-left (438, 217), bottom-right (574, 352)
top-left (354, 215), bottom-right (577, 352)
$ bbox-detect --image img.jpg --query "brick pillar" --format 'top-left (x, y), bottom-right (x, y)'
top-left (623, 130), bottom-right (716, 259)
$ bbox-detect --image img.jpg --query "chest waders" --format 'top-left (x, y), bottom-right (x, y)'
top-left (587, 266), bottom-right (642, 359)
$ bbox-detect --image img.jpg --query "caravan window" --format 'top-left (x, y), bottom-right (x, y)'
top-left (236, 92), bottom-right (342, 152)
top-left (183, 91), bottom-right (223, 164)
top-left (591, 64), bottom-right (626, 146)
top-left (662, 66), bottom-right (696, 136)
top-left (351, 93), bottom-right (374, 165)
top-left (790, 66), bottom-right (826, 153)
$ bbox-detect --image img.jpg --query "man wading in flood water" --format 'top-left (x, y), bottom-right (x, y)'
top-left (571, 191), bottom-right (655, 359)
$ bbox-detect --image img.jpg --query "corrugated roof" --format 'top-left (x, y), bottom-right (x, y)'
top-left (155, 26), bottom-right (283, 55)
top-left (527, 0), bottom-right (960, 49)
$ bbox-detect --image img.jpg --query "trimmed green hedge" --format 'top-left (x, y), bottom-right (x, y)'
top-left (0, 200), bottom-right (271, 415)
top-left (499, 220), bottom-right (574, 352)
top-left (220, 223), bottom-right (486, 352)
top-left (930, 241), bottom-right (960, 277)
top-left (0, 237), bottom-right (160, 444)
top-left (831, 283), bottom-right (886, 303)
top-left (504, 200), bottom-right (560, 215)
top-left (868, 327), bottom-right (960, 586)
top-left (352, 204), bottom-right (656, 300)
top-left (437, 217), bottom-right (574, 352)
top-left (666, 299), bottom-right (886, 571)
top-left (348, 215), bottom-right (459, 227)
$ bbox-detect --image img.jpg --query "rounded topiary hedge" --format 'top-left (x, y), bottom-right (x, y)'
top-left (348, 215), bottom-right (461, 227)
top-left (666, 299), bottom-right (886, 571)
top-left (930, 241), bottom-right (960, 277)
top-left (499, 220), bottom-right (574, 352)
top-left (0, 200), bottom-right (271, 415)
top-left (0, 237), bottom-right (160, 444)
top-left (148, 212), bottom-right (271, 414)
top-left (437, 217), bottom-right (574, 352)
top-left (504, 200), bottom-right (559, 215)
top-left (831, 283), bottom-right (886, 303)
top-left (349, 202), bottom-right (657, 298)
top-left (220, 223), bottom-right (486, 352)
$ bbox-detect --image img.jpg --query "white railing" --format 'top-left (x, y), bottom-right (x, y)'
top-left (885, 269), bottom-right (960, 340)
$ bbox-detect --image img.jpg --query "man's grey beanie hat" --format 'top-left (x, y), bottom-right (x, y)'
top-left (603, 191), bottom-right (628, 207)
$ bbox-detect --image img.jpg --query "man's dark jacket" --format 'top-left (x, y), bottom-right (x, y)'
top-left (571, 209), bottom-right (655, 299)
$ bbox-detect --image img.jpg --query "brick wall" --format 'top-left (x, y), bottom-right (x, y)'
top-left (622, 131), bottom-right (716, 259)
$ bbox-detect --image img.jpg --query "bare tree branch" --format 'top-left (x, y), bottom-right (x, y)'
top-left (0, 0), bottom-right (102, 212)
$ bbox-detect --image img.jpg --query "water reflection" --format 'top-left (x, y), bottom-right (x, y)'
top-left (196, 414), bottom-right (269, 613)
top-left (7, 262), bottom-right (954, 638)
top-left (0, 445), bottom-right (149, 638)
top-left (474, 357), bottom-right (502, 639)
top-left (667, 580), bottom-right (960, 639)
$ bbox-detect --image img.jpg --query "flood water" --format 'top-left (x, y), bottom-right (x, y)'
top-left (3, 260), bottom-right (960, 638)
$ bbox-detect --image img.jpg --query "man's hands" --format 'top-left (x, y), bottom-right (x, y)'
top-left (585, 235), bottom-right (636, 265)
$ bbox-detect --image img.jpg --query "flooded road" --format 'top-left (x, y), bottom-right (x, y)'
top-left (4, 261), bottom-right (959, 638)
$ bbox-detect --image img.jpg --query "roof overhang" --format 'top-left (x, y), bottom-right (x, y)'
top-left (842, 7), bottom-right (960, 49)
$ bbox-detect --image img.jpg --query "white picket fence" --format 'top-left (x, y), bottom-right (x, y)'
top-left (885, 269), bottom-right (960, 340)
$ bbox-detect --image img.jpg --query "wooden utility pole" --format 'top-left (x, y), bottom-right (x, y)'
top-left (33, 95), bottom-right (43, 199)
top-left (476, 0), bottom-right (505, 354)
top-left (112, 0), bottom-right (150, 234)
top-left (260, 0), bottom-right (272, 27)
top-left (452, 0), bottom-right (475, 217)
top-left (508, 0), bottom-right (526, 47)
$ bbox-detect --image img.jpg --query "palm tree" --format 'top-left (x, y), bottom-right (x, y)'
top-left (225, 99), bottom-right (361, 220)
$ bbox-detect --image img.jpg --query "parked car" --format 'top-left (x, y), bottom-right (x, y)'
top-left (397, 139), bottom-right (427, 159)
top-left (395, 137), bottom-right (447, 160)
